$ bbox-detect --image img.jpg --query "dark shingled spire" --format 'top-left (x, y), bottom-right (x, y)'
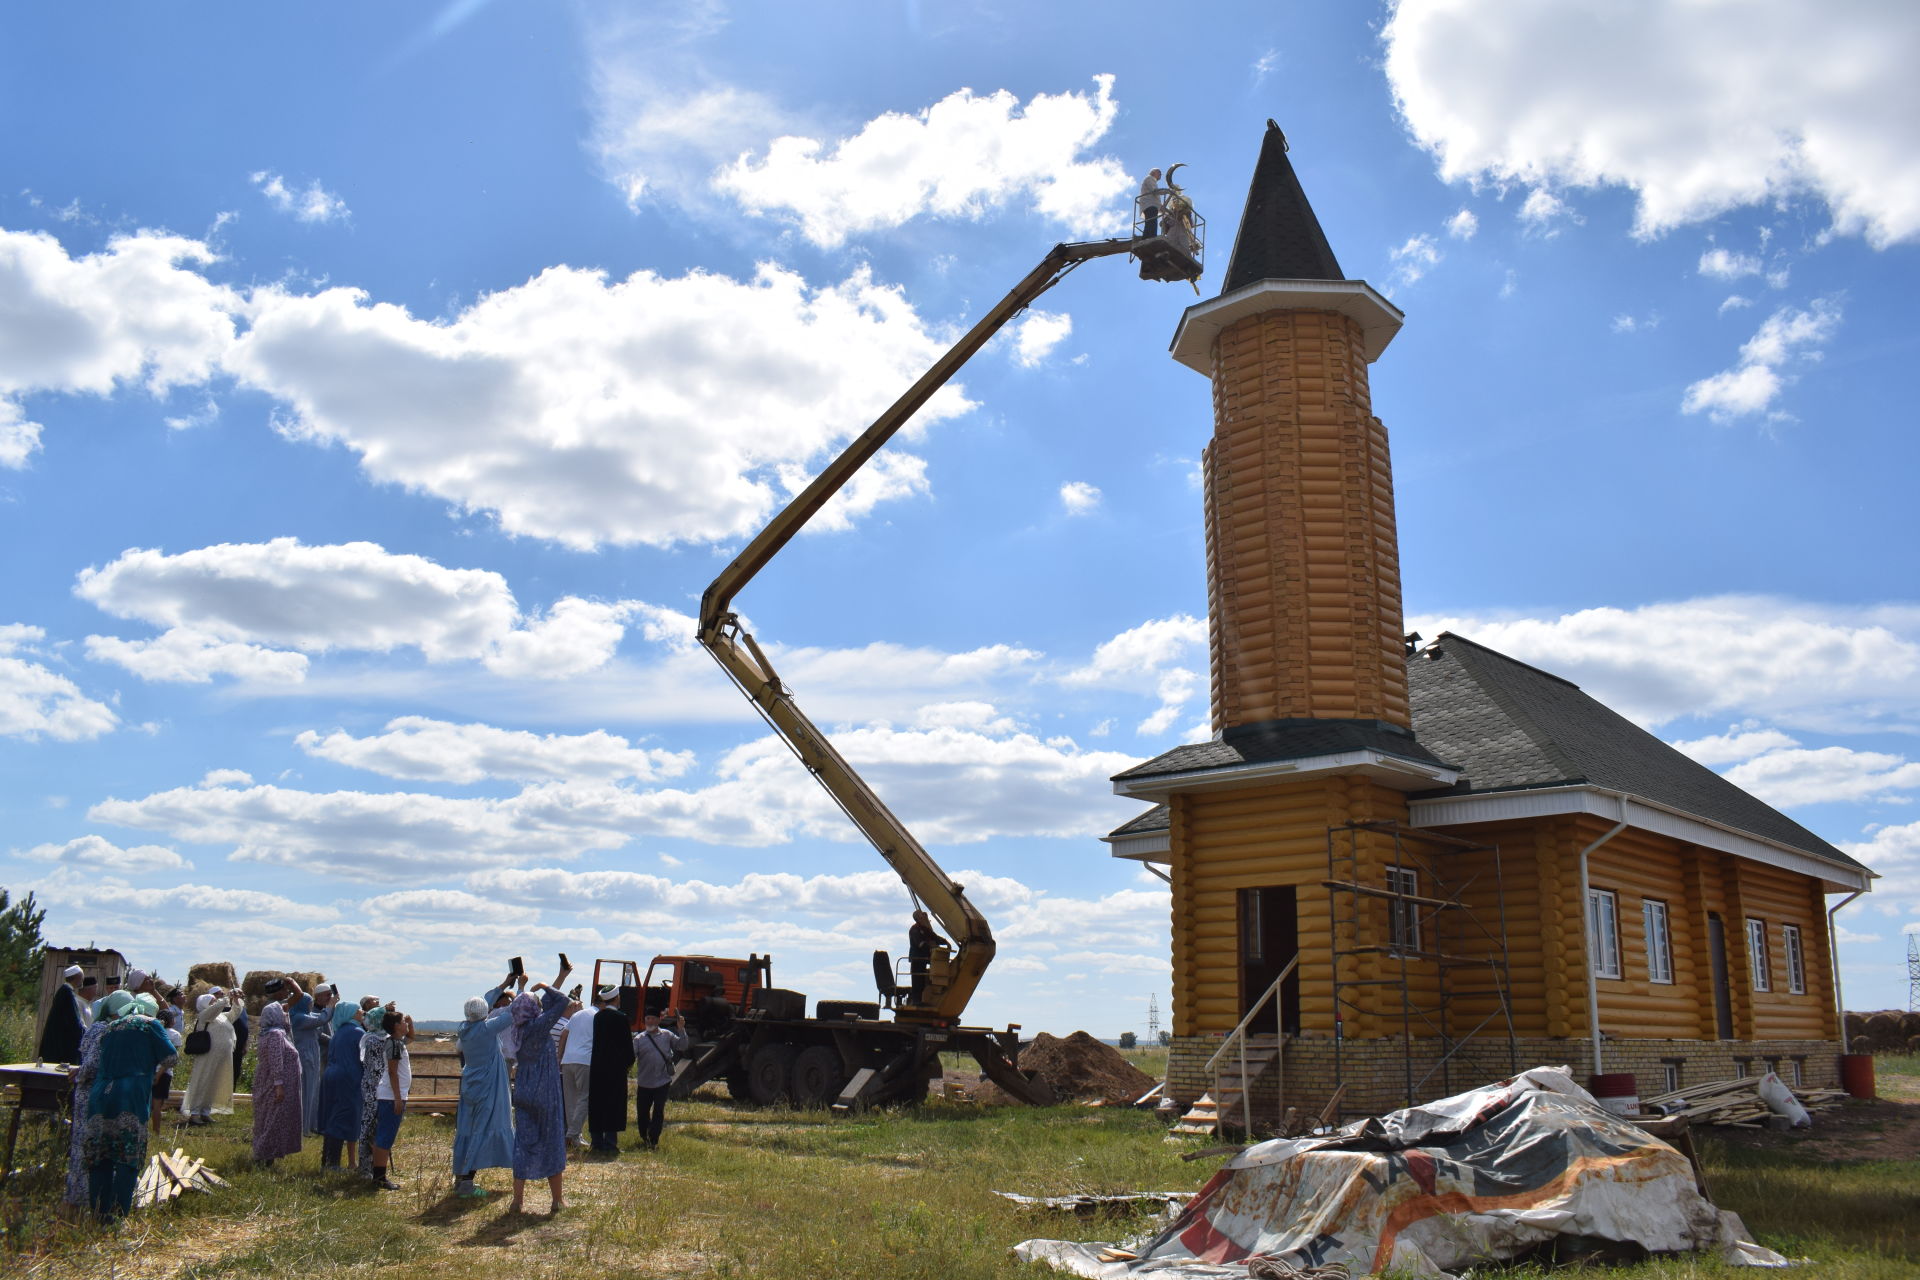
top-left (1219, 120), bottom-right (1344, 294)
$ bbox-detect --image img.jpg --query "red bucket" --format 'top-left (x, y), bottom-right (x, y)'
top-left (1839, 1053), bottom-right (1875, 1099)
top-left (1589, 1072), bottom-right (1639, 1116)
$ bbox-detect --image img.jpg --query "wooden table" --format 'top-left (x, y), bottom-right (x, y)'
top-left (0, 1062), bottom-right (74, 1185)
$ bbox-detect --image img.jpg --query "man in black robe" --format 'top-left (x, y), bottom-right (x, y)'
top-left (585, 987), bottom-right (635, 1155)
top-left (38, 964), bottom-right (88, 1063)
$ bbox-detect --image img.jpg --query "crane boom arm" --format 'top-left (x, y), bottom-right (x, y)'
top-left (697, 237), bottom-right (1137, 1023)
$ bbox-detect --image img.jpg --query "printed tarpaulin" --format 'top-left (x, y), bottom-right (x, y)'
top-left (1015, 1066), bottom-right (1790, 1279)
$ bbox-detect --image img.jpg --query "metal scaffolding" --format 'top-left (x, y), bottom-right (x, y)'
top-left (1325, 820), bottom-right (1519, 1111)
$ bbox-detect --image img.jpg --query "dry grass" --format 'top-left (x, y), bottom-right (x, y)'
top-left (3, 1086), bottom-right (1917, 1280)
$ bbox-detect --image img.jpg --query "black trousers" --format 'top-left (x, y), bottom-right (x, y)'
top-left (635, 1085), bottom-right (669, 1146)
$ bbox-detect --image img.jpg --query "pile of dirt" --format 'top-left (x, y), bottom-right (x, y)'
top-left (1845, 1009), bottom-right (1920, 1054)
top-left (972, 1032), bottom-right (1157, 1106)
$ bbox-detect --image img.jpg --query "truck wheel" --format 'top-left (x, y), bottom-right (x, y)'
top-left (747, 1043), bottom-right (799, 1105)
top-left (791, 1045), bottom-right (846, 1107)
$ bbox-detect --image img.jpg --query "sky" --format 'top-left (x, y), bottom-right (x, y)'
top-left (3, 1), bottom-right (1918, 1033)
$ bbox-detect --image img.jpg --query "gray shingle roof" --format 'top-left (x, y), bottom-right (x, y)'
top-left (1218, 120), bottom-right (1345, 294)
top-left (1406, 633), bottom-right (1862, 871)
top-left (1112, 717), bottom-right (1448, 782)
top-left (1105, 632), bottom-right (1862, 876)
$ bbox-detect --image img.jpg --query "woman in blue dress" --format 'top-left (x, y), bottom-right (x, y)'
top-left (509, 979), bottom-right (571, 1214)
top-left (315, 1000), bottom-right (365, 1169)
top-left (76, 991), bottom-right (176, 1221)
top-left (451, 976), bottom-right (517, 1198)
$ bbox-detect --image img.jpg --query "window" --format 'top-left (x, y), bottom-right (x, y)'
top-left (1662, 1060), bottom-right (1683, 1092)
top-left (1782, 924), bottom-right (1806, 994)
top-left (1643, 898), bottom-right (1674, 984)
top-left (1790, 1058), bottom-right (1805, 1086)
top-left (1746, 918), bottom-right (1771, 992)
top-left (1587, 888), bottom-right (1621, 979)
top-left (1387, 866), bottom-right (1421, 954)
top-left (1734, 1058), bottom-right (1752, 1078)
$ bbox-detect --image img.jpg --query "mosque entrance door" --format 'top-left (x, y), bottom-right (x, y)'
top-left (1237, 885), bottom-right (1300, 1036)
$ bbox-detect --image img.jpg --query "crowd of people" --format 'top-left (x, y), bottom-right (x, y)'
top-left (37, 956), bottom-right (690, 1221)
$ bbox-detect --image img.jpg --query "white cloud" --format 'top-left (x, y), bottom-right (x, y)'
top-left (1408, 597), bottom-right (1920, 733)
top-left (359, 888), bottom-right (520, 924)
top-left (1059, 480), bottom-right (1102, 516)
top-left (1699, 248), bottom-right (1762, 280)
top-left (1723, 746), bottom-right (1920, 809)
top-left (249, 171), bottom-right (350, 224)
top-left (712, 77), bottom-right (1130, 248)
top-left (1668, 726), bottom-right (1801, 767)
top-left (228, 263), bottom-right (968, 549)
top-left (1719, 294), bottom-right (1754, 314)
top-left (1011, 309), bottom-right (1072, 368)
top-left (92, 711), bottom-right (1137, 881)
top-left (1610, 313), bottom-right (1658, 334)
top-left (1388, 232), bottom-right (1442, 287)
top-left (0, 229), bottom-right (237, 467)
top-left (1384, 0), bottom-right (1920, 246)
top-left (1682, 298), bottom-right (1841, 422)
top-left (1517, 187), bottom-right (1576, 234)
top-left (1252, 50), bottom-right (1280, 84)
top-left (0, 624), bottom-right (119, 741)
top-left (16, 834), bottom-right (190, 873)
top-left (1444, 208), bottom-right (1478, 240)
top-left (1843, 821), bottom-right (1920, 914)
top-left (1060, 615), bottom-right (1208, 736)
top-left (296, 716), bottom-right (693, 785)
top-left (24, 866), bottom-right (334, 921)
top-left (77, 539), bottom-right (637, 683)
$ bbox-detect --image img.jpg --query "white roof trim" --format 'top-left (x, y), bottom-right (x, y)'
top-left (1111, 748), bottom-right (1458, 802)
top-left (1104, 832), bottom-right (1171, 863)
top-left (1408, 786), bottom-right (1871, 894)
top-left (1169, 278), bottom-right (1405, 373)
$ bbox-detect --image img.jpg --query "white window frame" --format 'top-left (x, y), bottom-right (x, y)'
top-left (1782, 924), bottom-right (1805, 995)
top-left (1643, 898), bottom-right (1674, 985)
top-left (1662, 1062), bottom-right (1682, 1093)
top-left (1746, 917), bottom-right (1771, 992)
top-left (1386, 866), bottom-right (1421, 955)
top-left (1587, 888), bottom-right (1621, 979)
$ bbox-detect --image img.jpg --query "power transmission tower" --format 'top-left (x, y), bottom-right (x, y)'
top-left (1909, 935), bottom-right (1920, 1013)
top-left (1145, 994), bottom-right (1161, 1041)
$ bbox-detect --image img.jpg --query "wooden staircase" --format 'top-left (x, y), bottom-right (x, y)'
top-left (1172, 1033), bottom-right (1282, 1135)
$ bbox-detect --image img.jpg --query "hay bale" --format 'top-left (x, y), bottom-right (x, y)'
top-left (240, 969), bottom-right (326, 1016)
top-left (1901, 1011), bottom-right (1920, 1039)
top-left (1844, 1012), bottom-right (1866, 1040)
top-left (188, 961), bottom-right (237, 990)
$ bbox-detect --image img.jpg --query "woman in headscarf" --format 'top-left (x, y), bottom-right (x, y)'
top-left (356, 1005), bottom-right (393, 1180)
top-left (315, 998), bottom-right (365, 1169)
top-left (451, 973), bottom-right (517, 1198)
top-left (250, 1000), bottom-right (303, 1164)
top-left (181, 990), bottom-right (236, 1124)
top-left (586, 986), bottom-right (636, 1155)
top-left (62, 1011), bottom-right (113, 1208)
top-left (284, 979), bottom-right (329, 1135)
top-left (76, 991), bottom-right (176, 1221)
top-left (509, 979), bottom-right (572, 1214)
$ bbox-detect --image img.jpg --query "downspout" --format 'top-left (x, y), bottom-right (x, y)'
top-left (1577, 792), bottom-right (1631, 1076)
top-left (1826, 889), bottom-right (1864, 1042)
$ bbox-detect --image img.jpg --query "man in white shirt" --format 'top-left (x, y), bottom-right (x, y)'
top-left (1138, 168), bottom-right (1164, 237)
top-left (556, 995), bottom-right (595, 1147)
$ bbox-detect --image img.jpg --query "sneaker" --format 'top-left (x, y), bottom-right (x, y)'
top-left (373, 1176), bottom-right (400, 1191)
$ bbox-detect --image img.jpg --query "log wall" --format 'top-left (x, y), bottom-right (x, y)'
top-left (1201, 309), bottom-right (1409, 732)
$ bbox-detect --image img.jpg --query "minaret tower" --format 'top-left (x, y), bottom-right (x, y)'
top-left (1116, 123), bottom-right (1455, 1062)
top-left (1175, 121), bottom-right (1410, 740)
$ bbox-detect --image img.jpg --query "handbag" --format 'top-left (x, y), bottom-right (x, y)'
top-left (184, 1027), bottom-right (211, 1055)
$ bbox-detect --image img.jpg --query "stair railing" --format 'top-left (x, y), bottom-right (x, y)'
top-left (1202, 954), bottom-right (1297, 1135)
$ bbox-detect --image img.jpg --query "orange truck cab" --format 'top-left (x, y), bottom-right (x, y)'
top-left (592, 954), bottom-right (770, 1034)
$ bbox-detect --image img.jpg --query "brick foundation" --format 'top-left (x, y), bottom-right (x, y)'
top-left (1167, 1032), bottom-right (1841, 1129)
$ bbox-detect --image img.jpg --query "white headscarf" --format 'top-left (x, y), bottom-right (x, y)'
top-left (196, 993), bottom-right (215, 1012)
top-left (463, 996), bottom-right (490, 1022)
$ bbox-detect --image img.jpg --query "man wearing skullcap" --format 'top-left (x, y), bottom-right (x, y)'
top-left (39, 964), bottom-right (88, 1063)
top-left (585, 986), bottom-right (636, 1155)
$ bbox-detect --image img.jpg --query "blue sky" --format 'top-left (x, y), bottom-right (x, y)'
top-left (3, 1), bottom-right (1917, 1031)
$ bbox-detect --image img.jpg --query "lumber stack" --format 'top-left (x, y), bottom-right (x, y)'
top-left (1638, 1076), bottom-right (1847, 1127)
top-left (132, 1148), bottom-right (228, 1208)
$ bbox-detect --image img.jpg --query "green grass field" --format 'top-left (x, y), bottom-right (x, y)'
top-left (1, 1074), bottom-right (1916, 1280)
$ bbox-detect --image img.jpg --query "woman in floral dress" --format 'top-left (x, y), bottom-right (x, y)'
top-left (62, 1017), bottom-right (112, 1208)
top-left (251, 1000), bottom-right (303, 1164)
top-left (356, 1006), bottom-right (392, 1177)
top-left (509, 983), bottom-right (571, 1213)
